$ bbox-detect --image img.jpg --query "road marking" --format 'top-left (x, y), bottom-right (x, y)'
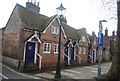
top-left (0, 63), bottom-right (48, 80)
top-left (90, 70), bottom-right (97, 73)
top-left (61, 71), bottom-right (74, 76)
top-left (0, 73), bottom-right (8, 79)
top-left (61, 71), bottom-right (80, 79)
top-left (91, 70), bottom-right (104, 74)
top-left (84, 66), bottom-right (97, 70)
top-left (52, 71), bottom-right (74, 76)
top-left (64, 69), bottom-right (81, 74)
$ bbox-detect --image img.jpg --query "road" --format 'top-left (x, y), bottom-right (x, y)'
top-left (0, 62), bottom-right (112, 80)
top-left (0, 63), bottom-right (46, 80)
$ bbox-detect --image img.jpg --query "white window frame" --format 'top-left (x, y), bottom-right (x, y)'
top-left (83, 48), bottom-right (86, 54)
top-left (51, 26), bottom-right (59, 34)
top-left (82, 36), bottom-right (86, 42)
top-left (43, 43), bottom-right (51, 53)
top-left (54, 44), bottom-right (59, 54)
top-left (79, 47), bottom-right (82, 54)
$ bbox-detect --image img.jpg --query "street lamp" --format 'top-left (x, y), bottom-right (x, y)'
top-left (99, 20), bottom-right (107, 32)
top-left (55, 3), bottom-right (66, 79)
top-left (98, 20), bottom-right (107, 79)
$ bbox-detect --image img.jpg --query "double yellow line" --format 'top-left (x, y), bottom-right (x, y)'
top-left (0, 63), bottom-right (48, 80)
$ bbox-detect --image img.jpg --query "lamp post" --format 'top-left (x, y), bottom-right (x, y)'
top-left (55, 3), bottom-right (66, 79)
top-left (98, 20), bottom-right (107, 79)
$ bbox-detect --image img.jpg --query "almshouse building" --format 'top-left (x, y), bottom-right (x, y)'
top-left (1, 2), bottom-right (91, 71)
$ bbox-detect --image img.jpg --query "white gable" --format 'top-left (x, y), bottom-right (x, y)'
top-left (27, 31), bottom-right (41, 43)
top-left (42, 15), bottom-right (67, 39)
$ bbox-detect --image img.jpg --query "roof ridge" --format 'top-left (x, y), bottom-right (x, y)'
top-left (62, 23), bottom-right (77, 30)
top-left (15, 4), bottom-right (50, 31)
top-left (16, 4), bottom-right (49, 18)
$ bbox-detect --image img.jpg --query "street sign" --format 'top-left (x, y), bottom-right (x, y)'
top-left (98, 32), bottom-right (104, 47)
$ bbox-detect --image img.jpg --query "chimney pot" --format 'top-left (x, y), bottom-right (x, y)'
top-left (112, 31), bottom-right (115, 36)
top-left (34, 0), bottom-right (36, 5)
top-left (37, 2), bottom-right (39, 6)
top-left (105, 27), bottom-right (108, 36)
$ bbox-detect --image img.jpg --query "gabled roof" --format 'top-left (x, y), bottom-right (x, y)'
top-left (62, 23), bottom-right (78, 40)
top-left (88, 33), bottom-right (97, 44)
top-left (64, 40), bottom-right (73, 47)
top-left (62, 23), bottom-right (90, 41)
top-left (76, 28), bottom-right (86, 38)
top-left (77, 28), bottom-right (90, 43)
top-left (13, 4), bottom-right (89, 41)
top-left (16, 4), bottom-right (56, 32)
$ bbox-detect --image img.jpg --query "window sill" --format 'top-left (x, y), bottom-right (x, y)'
top-left (51, 33), bottom-right (58, 35)
top-left (43, 52), bottom-right (51, 53)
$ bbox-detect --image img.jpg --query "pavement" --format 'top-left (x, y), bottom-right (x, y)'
top-left (32, 62), bottom-right (112, 79)
top-left (1, 62), bottom-right (112, 80)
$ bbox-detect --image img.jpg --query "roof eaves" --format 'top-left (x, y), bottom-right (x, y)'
top-left (42, 15), bottom-right (57, 34)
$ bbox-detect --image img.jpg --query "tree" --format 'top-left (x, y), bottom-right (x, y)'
top-left (97, 0), bottom-right (120, 79)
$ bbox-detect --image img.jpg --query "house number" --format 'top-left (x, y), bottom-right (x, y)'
top-left (29, 46), bottom-right (32, 50)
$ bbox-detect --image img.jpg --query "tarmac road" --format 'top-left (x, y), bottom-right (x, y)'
top-left (0, 63), bottom-right (46, 80)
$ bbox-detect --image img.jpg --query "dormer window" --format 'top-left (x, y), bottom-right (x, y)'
top-left (82, 36), bottom-right (86, 42)
top-left (51, 26), bottom-right (59, 34)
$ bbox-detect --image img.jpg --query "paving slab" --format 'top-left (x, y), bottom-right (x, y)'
top-left (33, 62), bottom-right (112, 79)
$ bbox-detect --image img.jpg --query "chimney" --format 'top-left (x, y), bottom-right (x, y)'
top-left (112, 31), bottom-right (115, 36)
top-left (34, 0), bottom-right (36, 5)
top-left (60, 15), bottom-right (67, 24)
top-left (37, 2), bottom-right (39, 6)
top-left (26, 0), bottom-right (40, 13)
top-left (92, 31), bottom-right (95, 36)
top-left (105, 27), bottom-right (108, 36)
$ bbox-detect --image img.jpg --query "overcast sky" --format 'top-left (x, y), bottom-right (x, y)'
top-left (0, 0), bottom-right (117, 35)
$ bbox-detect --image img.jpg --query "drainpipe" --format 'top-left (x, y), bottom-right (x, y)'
top-left (37, 31), bottom-right (42, 67)
top-left (38, 31), bottom-right (42, 54)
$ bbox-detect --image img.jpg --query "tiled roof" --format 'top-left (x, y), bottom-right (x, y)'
top-left (62, 23), bottom-right (88, 40)
top-left (62, 23), bottom-right (78, 40)
top-left (16, 4), bottom-right (56, 32)
top-left (76, 28), bottom-right (86, 39)
top-left (16, 4), bottom-right (87, 40)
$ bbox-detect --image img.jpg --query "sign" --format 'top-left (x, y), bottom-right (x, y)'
top-left (98, 32), bottom-right (104, 47)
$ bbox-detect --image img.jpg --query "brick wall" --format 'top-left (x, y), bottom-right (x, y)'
top-left (0, 29), bottom-right (2, 55)
top-left (2, 7), bottom-right (22, 59)
top-left (78, 38), bottom-right (88, 62)
top-left (19, 29), bottom-right (34, 60)
top-left (40, 19), bottom-right (66, 67)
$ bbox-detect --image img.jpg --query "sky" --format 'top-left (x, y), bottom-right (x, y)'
top-left (0, 0), bottom-right (117, 36)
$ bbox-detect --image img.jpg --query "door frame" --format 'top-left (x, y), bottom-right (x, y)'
top-left (23, 41), bottom-right (37, 64)
top-left (92, 49), bottom-right (96, 63)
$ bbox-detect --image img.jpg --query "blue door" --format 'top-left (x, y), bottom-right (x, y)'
top-left (71, 48), bottom-right (74, 60)
top-left (92, 50), bottom-right (95, 62)
top-left (25, 42), bottom-right (36, 64)
top-left (64, 47), bottom-right (68, 61)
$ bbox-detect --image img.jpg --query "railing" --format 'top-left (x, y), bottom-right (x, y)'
top-left (88, 55), bottom-right (93, 63)
top-left (76, 55), bottom-right (82, 63)
top-left (64, 54), bottom-right (70, 65)
top-left (110, 55), bottom-right (113, 58)
top-left (36, 53), bottom-right (43, 70)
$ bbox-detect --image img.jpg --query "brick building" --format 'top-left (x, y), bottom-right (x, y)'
top-left (1, 2), bottom-right (90, 70)
top-left (103, 28), bottom-right (111, 61)
top-left (88, 32), bottom-right (97, 63)
top-left (88, 28), bottom-right (115, 63)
